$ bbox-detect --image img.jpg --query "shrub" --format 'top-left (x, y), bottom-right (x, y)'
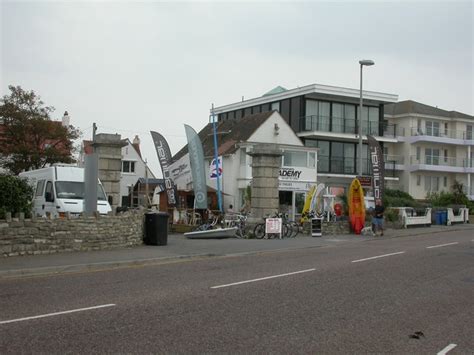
top-left (383, 189), bottom-right (421, 208)
top-left (385, 208), bottom-right (400, 222)
top-left (0, 174), bottom-right (34, 219)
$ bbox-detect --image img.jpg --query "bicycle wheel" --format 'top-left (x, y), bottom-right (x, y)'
top-left (253, 223), bottom-right (265, 239)
top-left (235, 222), bottom-right (245, 238)
top-left (290, 222), bottom-right (299, 238)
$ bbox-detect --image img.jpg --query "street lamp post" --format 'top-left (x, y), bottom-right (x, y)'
top-left (358, 59), bottom-right (375, 177)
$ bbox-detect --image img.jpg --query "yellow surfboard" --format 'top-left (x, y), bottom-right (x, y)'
top-left (348, 178), bottom-right (365, 235)
top-left (300, 185), bottom-right (316, 222)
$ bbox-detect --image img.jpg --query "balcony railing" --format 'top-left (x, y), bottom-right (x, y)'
top-left (410, 127), bottom-right (472, 140)
top-left (318, 157), bottom-right (397, 177)
top-left (409, 155), bottom-right (463, 167)
top-left (300, 115), bottom-right (386, 136)
top-left (384, 155), bottom-right (405, 165)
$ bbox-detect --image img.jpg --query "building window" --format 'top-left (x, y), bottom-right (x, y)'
top-left (444, 122), bottom-right (448, 136)
top-left (305, 100), bottom-right (330, 132)
top-left (425, 148), bottom-right (439, 165)
top-left (443, 176), bottom-right (447, 188)
top-left (444, 149), bottom-right (448, 163)
top-left (425, 176), bottom-right (439, 192)
top-left (467, 125), bottom-right (473, 140)
top-left (122, 161), bottom-right (136, 173)
top-left (417, 119), bottom-right (422, 134)
top-left (416, 146), bottom-right (421, 161)
top-left (308, 152), bottom-right (316, 168)
top-left (283, 150), bottom-right (307, 167)
top-left (304, 140), bottom-right (329, 172)
top-left (426, 121), bottom-right (440, 137)
top-left (240, 148), bottom-right (246, 165)
top-left (271, 102), bottom-right (280, 112)
top-left (416, 175), bottom-right (421, 186)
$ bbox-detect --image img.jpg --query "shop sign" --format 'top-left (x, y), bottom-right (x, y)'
top-left (279, 168), bottom-right (302, 180)
top-left (357, 176), bottom-right (372, 187)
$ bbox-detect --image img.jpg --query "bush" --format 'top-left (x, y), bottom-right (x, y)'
top-left (383, 188), bottom-right (421, 208)
top-left (0, 174), bottom-right (34, 219)
top-left (385, 208), bottom-right (400, 222)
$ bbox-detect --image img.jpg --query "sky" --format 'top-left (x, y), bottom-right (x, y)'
top-left (1, 0), bottom-right (473, 176)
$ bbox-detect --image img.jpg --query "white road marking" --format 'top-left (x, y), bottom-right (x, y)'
top-left (351, 251), bottom-right (405, 263)
top-left (437, 343), bottom-right (457, 355)
top-left (211, 269), bottom-right (316, 289)
top-left (426, 242), bottom-right (459, 249)
top-left (0, 304), bottom-right (116, 325)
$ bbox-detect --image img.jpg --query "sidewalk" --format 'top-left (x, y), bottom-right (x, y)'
top-left (1, 224), bottom-right (472, 279)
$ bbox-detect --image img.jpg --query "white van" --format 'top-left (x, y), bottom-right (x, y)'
top-left (19, 166), bottom-right (112, 217)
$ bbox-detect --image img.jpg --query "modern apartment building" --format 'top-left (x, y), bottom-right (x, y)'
top-left (384, 100), bottom-right (473, 200)
top-left (214, 84), bottom-right (399, 195)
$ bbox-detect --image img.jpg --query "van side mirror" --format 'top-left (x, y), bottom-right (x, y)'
top-left (45, 192), bottom-right (54, 202)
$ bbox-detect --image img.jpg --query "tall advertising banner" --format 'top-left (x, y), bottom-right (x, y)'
top-left (150, 131), bottom-right (177, 207)
top-left (184, 125), bottom-right (208, 209)
top-left (367, 135), bottom-right (385, 201)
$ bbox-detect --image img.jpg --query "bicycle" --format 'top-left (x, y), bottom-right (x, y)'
top-left (225, 212), bottom-right (249, 238)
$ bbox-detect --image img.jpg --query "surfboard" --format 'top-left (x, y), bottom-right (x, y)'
top-left (310, 183), bottom-right (325, 217)
top-left (300, 185), bottom-right (316, 222)
top-left (348, 178), bottom-right (366, 235)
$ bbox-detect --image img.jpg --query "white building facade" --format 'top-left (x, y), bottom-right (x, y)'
top-left (384, 101), bottom-right (473, 200)
top-left (170, 111), bottom-right (318, 219)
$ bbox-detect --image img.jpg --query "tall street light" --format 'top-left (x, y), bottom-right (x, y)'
top-left (358, 59), bottom-right (375, 177)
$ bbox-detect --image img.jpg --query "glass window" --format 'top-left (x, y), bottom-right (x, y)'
top-left (368, 107), bottom-right (379, 135)
top-left (345, 105), bottom-right (356, 134)
top-left (426, 121), bottom-right (440, 137)
top-left (444, 149), bottom-right (448, 163)
top-left (424, 176), bottom-right (431, 192)
top-left (309, 152), bottom-right (316, 168)
top-left (283, 150), bottom-right (307, 167)
top-left (252, 105), bottom-right (261, 114)
top-left (332, 103), bottom-right (344, 133)
top-left (271, 102), bottom-right (280, 112)
top-left (35, 180), bottom-right (45, 197)
top-left (443, 176), bottom-right (447, 187)
top-left (417, 175), bottom-right (421, 186)
top-left (244, 107), bottom-right (252, 117)
top-left (45, 181), bottom-right (54, 201)
top-left (122, 161), bottom-right (136, 173)
top-left (416, 147), bottom-right (421, 161)
top-left (444, 122), bottom-right (448, 135)
top-left (240, 148), bottom-right (246, 165)
top-left (305, 140), bottom-right (329, 172)
top-left (55, 181), bottom-right (107, 200)
top-left (467, 125), bottom-right (473, 140)
top-left (344, 143), bottom-right (355, 174)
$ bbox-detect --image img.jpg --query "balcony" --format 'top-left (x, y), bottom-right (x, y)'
top-left (318, 157), bottom-right (398, 178)
top-left (406, 127), bottom-right (473, 145)
top-left (384, 155), bottom-right (405, 171)
top-left (408, 155), bottom-right (474, 173)
top-left (298, 115), bottom-right (398, 141)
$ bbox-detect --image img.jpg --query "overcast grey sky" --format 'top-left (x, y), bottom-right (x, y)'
top-left (1, 0), bottom-right (473, 176)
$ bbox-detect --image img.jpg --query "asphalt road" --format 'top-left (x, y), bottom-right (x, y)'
top-left (0, 230), bottom-right (473, 354)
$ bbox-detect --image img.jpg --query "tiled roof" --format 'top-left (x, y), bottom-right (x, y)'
top-left (172, 111), bottom-right (275, 162)
top-left (385, 100), bottom-right (473, 120)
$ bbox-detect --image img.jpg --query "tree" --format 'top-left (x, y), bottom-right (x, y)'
top-left (0, 174), bottom-right (34, 219)
top-left (0, 86), bottom-right (80, 174)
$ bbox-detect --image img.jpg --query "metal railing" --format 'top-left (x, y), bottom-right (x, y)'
top-left (384, 155), bottom-right (405, 165)
top-left (300, 115), bottom-right (384, 136)
top-left (410, 127), bottom-right (471, 140)
top-left (409, 155), bottom-right (463, 167)
top-left (317, 157), bottom-right (397, 177)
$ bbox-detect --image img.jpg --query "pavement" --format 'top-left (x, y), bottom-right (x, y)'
top-left (1, 223), bottom-right (473, 279)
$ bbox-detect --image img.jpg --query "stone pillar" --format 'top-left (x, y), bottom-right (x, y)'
top-left (248, 144), bottom-right (282, 221)
top-left (93, 134), bottom-right (126, 211)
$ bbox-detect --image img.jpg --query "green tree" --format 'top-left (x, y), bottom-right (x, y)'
top-left (0, 174), bottom-right (34, 219)
top-left (0, 85), bottom-right (80, 174)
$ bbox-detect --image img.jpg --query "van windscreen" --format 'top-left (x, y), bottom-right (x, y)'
top-left (55, 182), bottom-right (107, 201)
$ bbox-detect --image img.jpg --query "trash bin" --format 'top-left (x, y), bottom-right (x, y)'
top-left (440, 211), bottom-right (448, 225)
top-left (434, 211), bottom-right (442, 225)
top-left (144, 212), bottom-right (169, 245)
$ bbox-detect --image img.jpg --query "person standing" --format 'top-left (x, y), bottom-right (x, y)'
top-left (373, 199), bottom-right (385, 236)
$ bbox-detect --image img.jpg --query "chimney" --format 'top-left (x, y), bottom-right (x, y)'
top-left (62, 111), bottom-right (70, 127)
top-left (132, 135), bottom-right (141, 157)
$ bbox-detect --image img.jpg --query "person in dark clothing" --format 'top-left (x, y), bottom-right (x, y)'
top-left (372, 199), bottom-right (385, 236)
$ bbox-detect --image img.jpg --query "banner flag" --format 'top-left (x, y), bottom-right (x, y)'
top-left (209, 156), bottom-right (223, 179)
top-left (184, 125), bottom-right (208, 209)
top-left (367, 135), bottom-right (385, 201)
top-left (150, 131), bottom-right (177, 207)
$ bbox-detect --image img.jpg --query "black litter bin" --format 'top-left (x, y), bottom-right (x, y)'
top-left (144, 212), bottom-right (169, 245)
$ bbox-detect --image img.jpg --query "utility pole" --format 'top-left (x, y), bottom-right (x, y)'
top-left (84, 123), bottom-right (98, 216)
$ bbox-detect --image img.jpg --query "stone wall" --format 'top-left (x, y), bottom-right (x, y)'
top-left (0, 212), bottom-right (144, 257)
top-left (322, 221), bottom-right (352, 235)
